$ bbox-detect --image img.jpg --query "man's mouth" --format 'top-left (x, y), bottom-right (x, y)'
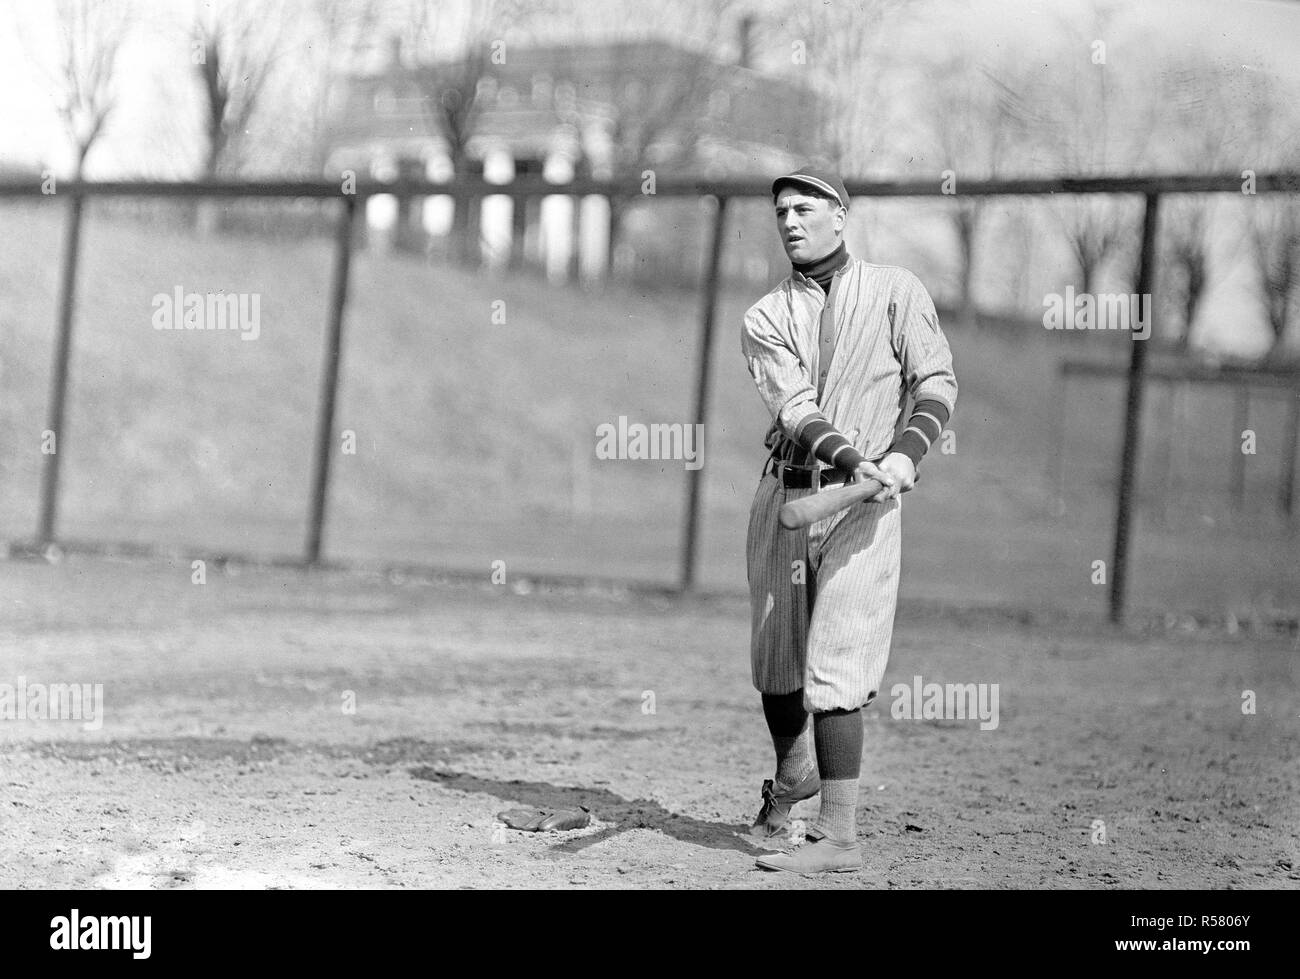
top-left (787, 236), bottom-right (803, 245)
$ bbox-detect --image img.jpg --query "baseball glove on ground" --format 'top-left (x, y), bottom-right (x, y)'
top-left (495, 806), bottom-right (592, 832)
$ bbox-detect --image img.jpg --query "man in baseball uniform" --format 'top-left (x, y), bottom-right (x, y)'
top-left (742, 166), bottom-right (957, 874)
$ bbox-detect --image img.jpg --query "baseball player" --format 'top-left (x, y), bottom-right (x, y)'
top-left (741, 166), bottom-right (957, 874)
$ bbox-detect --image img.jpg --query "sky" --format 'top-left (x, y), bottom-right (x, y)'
top-left (925, 0), bottom-right (1300, 77)
top-left (0, 0), bottom-right (1297, 178)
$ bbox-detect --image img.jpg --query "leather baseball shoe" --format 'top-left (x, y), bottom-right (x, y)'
top-left (755, 829), bottom-right (862, 875)
top-left (750, 771), bottom-right (821, 840)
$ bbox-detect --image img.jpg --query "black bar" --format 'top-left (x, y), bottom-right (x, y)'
top-left (1, 889), bottom-right (1286, 965)
top-left (37, 192), bottom-right (85, 547)
top-left (2, 172), bottom-right (1299, 201)
top-left (305, 197), bottom-right (357, 566)
top-left (1109, 193), bottom-right (1161, 624)
top-left (680, 196), bottom-right (728, 593)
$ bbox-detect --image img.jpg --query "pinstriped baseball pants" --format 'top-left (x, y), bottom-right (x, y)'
top-left (746, 472), bottom-right (902, 712)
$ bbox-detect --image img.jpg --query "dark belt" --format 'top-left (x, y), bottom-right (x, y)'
top-left (767, 462), bottom-right (851, 489)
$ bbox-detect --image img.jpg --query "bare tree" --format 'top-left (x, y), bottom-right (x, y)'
top-left (589, 0), bottom-right (741, 272)
top-left (1250, 198), bottom-right (1300, 361)
top-left (1151, 56), bottom-right (1267, 349)
top-left (922, 48), bottom-right (1031, 325)
top-left (783, 0), bottom-right (905, 177)
top-left (772, 0), bottom-right (906, 262)
top-left (1053, 70), bottom-right (1149, 299)
top-left (996, 2), bottom-right (1158, 300)
top-left (401, 0), bottom-right (538, 261)
top-left (1239, 71), bottom-right (1300, 362)
top-left (34, 0), bottom-right (134, 178)
top-left (296, 0), bottom-right (382, 175)
top-left (407, 0), bottom-right (503, 176)
top-left (192, 0), bottom-right (291, 180)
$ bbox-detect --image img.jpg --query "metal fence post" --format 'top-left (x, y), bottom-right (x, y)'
top-left (37, 191), bottom-right (86, 548)
top-left (305, 195), bottom-right (357, 566)
top-left (680, 195), bottom-right (729, 592)
top-left (1109, 192), bottom-right (1161, 624)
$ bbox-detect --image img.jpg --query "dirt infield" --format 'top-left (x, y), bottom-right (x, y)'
top-left (1, 554), bottom-right (1297, 890)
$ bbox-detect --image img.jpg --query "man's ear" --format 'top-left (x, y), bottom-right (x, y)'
top-left (833, 205), bottom-right (847, 233)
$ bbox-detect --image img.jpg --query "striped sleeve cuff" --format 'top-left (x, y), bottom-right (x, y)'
top-left (888, 399), bottom-right (950, 468)
top-left (792, 412), bottom-right (867, 474)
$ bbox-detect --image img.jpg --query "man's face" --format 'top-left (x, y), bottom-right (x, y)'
top-left (774, 188), bottom-right (845, 264)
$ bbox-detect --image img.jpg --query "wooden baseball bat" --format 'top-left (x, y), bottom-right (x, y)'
top-left (778, 478), bottom-right (884, 530)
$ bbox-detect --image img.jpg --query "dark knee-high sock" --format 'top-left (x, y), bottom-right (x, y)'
top-left (812, 708), bottom-right (863, 842)
top-left (761, 691), bottom-right (816, 793)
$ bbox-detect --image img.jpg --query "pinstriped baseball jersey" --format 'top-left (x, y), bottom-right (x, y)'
top-left (742, 262), bottom-right (957, 462)
top-left (742, 260), bottom-right (957, 712)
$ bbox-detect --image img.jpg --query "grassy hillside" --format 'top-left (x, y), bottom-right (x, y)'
top-left (1, 201), bottom-right (1295, 617)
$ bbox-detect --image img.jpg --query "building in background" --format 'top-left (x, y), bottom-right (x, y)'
top-left (325, 21), bottom-right (815, 286)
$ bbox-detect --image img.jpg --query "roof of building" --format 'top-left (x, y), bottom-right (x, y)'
top-left (325, 38), bottom-right (816, 174)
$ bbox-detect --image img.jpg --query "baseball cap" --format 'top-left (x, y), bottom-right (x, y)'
top-left (772, 166), bottom-right (850, 210)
